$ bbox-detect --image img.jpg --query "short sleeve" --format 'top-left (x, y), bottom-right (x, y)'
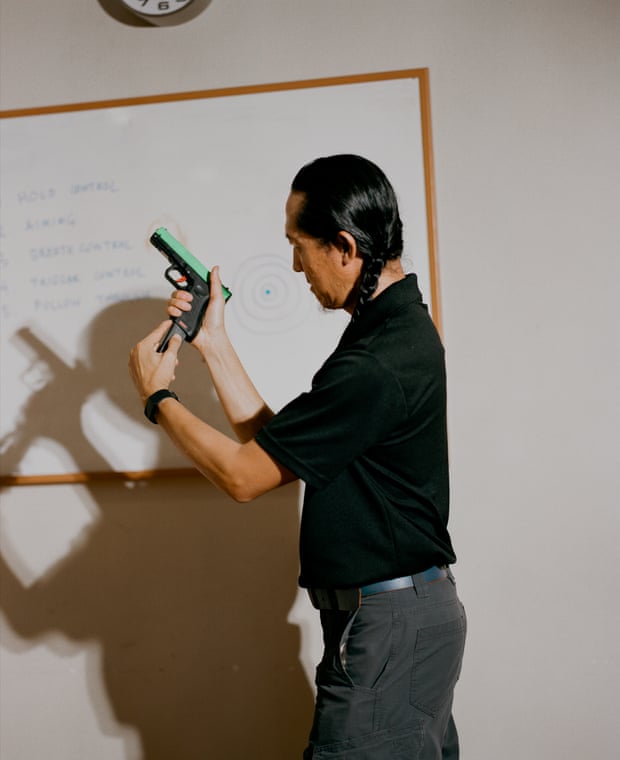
top-left (255, 349), bottom-right (406, 488)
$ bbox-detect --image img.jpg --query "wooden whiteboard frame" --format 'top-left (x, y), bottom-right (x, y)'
top-left (0, 69), bottom-right (440, 487)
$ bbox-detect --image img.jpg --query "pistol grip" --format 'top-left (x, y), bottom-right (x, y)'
top-left (157, 322), bottom-right (187, 353)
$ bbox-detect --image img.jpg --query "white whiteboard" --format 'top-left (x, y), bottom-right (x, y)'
top-left (0, 71), bottom-right (439, 480)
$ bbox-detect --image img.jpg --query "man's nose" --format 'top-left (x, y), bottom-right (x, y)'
top-left (292, 250), bottom-right (302, 272)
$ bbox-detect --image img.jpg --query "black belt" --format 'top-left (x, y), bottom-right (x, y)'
top-left (308, 566), bottom-right (449, 611)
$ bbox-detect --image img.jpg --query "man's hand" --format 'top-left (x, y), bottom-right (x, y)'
top-left (128, 320), bottom-right (182, 404)
top-left (167, 265), bottom-right (227, 354)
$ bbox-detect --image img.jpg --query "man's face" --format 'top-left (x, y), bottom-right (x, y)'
top-left (285, 192), bottom-right (361, 312)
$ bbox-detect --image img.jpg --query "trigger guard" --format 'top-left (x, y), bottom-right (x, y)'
top-left (164, 266), bottom-right (189, 289)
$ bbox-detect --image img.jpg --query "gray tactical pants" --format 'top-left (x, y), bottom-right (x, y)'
top-left (304, 569), bottom-right (466, 759)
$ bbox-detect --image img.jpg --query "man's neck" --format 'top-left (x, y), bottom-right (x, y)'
top-left (373, 260), bottom-right (406, 301)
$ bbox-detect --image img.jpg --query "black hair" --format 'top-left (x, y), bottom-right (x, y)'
top-left (291, 154), bottom-right (403, 318)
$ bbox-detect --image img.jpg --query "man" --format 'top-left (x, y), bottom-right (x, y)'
top-left (129, 154), bottom-right (466, 758)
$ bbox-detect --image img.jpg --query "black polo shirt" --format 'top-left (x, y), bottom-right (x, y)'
top-left (255, 274), bottom-right (456, 588)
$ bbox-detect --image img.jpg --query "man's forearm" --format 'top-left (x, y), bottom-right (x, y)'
top-left (198, 331), bottom-right (274, 442)
top-left (155, 396), bottom-right (294, 501)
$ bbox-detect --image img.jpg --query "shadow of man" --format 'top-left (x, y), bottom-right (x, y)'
top-left (0, 298), bottom-right (314, 759)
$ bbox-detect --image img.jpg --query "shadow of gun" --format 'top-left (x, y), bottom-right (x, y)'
top-left (0, 326), bottom-right (103, 475)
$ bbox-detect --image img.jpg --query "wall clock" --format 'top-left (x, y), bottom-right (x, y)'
top-left (111, 0), bottom-right (211, 25)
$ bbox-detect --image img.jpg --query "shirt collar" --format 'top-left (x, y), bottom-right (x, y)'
top-left (338, 273), bottom-right (426, 347)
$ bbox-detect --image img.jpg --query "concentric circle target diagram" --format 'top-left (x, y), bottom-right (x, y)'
top-left (231, 255), bottom-right (313, 333)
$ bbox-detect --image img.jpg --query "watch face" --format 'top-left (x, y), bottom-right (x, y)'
top-left (122, 0), bottom-right (194, 16)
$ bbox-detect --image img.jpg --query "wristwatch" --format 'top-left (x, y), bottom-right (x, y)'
top-left (144, 389), bottom-right (179, 424)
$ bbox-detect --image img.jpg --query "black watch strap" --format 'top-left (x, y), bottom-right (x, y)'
top-left (144, 389), bottom-right (179, 424)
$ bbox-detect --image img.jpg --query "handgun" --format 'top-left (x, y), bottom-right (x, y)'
top-left (149, 227), bottom-right (231, 353)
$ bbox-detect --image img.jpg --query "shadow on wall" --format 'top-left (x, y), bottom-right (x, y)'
top-left (0, 299), bottom-right (314, 758)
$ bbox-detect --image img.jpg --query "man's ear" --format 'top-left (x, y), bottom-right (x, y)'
top-left (336, 231), bottom-right (358, 262)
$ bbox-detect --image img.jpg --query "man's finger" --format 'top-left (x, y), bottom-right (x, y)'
top-left (148, 319), bottom-right (174, 344)
top-left (210, 266), bottom-right (224, 302)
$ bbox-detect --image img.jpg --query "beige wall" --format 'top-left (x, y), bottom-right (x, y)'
top-left (1, 1), bottom-right (619, 758)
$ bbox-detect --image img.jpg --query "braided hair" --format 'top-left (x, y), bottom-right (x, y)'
top-left (291, 154), bottom-right (403, 319)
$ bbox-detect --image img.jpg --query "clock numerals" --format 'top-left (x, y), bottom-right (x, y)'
top-left (119, 0), bottom-right (207, 24)
top-left (138, 0), bottom-right (189, 6)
